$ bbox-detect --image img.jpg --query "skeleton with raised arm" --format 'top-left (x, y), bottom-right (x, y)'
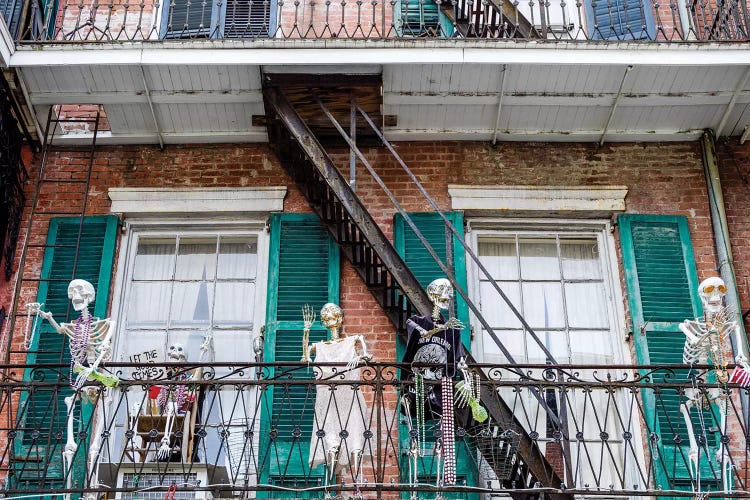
top-left (27, 279), bottom-right (118, 500)
top-left (155, 343), bottom-right (199, 460)
top-left (679, 276), bottom-right (750, 493)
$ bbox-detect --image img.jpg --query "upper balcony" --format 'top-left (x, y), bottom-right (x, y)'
top-left (1, 0), bottom-right (749, 43)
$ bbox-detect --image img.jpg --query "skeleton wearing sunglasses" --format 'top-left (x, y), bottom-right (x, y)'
top-left (678, 276), bottom-right (749, 493)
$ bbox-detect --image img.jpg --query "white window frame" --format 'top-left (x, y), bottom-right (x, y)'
top-left (465, 218), bottom-right (629, 366)
top-left (110, 218), bottom-right (270, 365)
top-left (465, 217), bottom-right (646, 497)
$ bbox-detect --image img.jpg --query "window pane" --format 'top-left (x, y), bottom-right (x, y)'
top-left (520, 238), bottom-right (560, 280)
top-left (213, 330), bottom-right (254, 378)
top-left (214, 283), bottom-right (256, 326)
top-left (127, 282), bottom-right (171, 327)
top-left (478, 238), bottom-right (518, 280)
top-left (176, 238), bottom-right (217, 280)
top-left (561, 239), bottom-right (601, 280)
top-left (479, 281), bottom-right (521, 328)
top-left (218, 237), bottom-right (257, 280)
top-left (568, 330), bottom-right (615, 364)
top-left (482, 329), bottom-right (524, 363)
top-left (171, 282), bottom-right (214, 326)
top-left (133, 240), bottom-right (175, 280)
top-left (565, 283), bottom-right (609, 328)
top-left (521, 282), bottom-right (565, 328)
top-left (526, 330), bottom-right (569, 364)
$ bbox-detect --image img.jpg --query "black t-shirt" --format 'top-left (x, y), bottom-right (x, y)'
top-left (400, 314), bottom-right (465, 419)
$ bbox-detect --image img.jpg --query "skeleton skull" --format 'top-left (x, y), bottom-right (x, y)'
top-left (699, 276), bottom-right (727, 316)
top-left (320, 303), bottom-right (343, 331)
top-left (68, 279), bottom-right (95, 312)
top-left (427, 278), bottom-right (453, 311)
top-left (167, 343), bottom-right (187, 362)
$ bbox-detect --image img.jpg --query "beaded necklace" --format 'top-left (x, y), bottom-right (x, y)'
top-left (415, 372), bottom-right (425, 457)
top-left (70, 314), bottom-right (92, 387)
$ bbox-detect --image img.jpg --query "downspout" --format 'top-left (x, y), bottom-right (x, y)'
top-left (701, 130), bottom-right (750, 420)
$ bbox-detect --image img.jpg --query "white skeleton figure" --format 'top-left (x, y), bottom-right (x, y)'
top-left (28, 280), bottom-right (117, 500)
top-left (679, 276), bottom-right (750, 493)
top-left (28, 279), bottom-right (117, 390)
top-left (156, 343), bottom-right (191, 460)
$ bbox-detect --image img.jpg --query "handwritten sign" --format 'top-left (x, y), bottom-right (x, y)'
top-left (129, 349), bottom-right (160, 379)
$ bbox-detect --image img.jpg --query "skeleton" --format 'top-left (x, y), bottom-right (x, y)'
top-left (304, 303), bottom-right (372, 497)
top-left (425, 278), bottom-right (464, 337)
top-left (156, 343), bottom-right (194, 461)
top-left (27, 280), bottom-right (118, 500)
top-left (679, 276), bottom-right (750, 493)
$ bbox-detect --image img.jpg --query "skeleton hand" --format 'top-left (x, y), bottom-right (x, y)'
top-left (301, 304), bottom-right (315, 362)
top-left (157, 436), bottom-right (171, 460)
top-left (26, 302), bottom-right (42, 315)
top-left (73, 365), bottom-right (94, 391)
top-left (442, 317), bottom-right (464, 331)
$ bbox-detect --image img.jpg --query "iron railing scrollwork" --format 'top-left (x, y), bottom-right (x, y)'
top-left (0, 361), bottom-right (748, 498)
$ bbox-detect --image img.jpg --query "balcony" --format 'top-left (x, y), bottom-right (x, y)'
top-left (1, 360), bottom-right (749, 498)
top-left (1, 0), bottom-right (748, 43)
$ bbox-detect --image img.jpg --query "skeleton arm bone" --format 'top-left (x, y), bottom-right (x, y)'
top-left (31, 304), bottom-right (65, 334)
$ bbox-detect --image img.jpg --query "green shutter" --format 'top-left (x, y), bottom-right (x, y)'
top-left (618, 214), bottom-right (719, 492)
top-left (260, 213), bottom-right (340, 495)
top-left (13, 215), bottom-right (118, 494)
top-left (393, 211), bottom-right (476, 499)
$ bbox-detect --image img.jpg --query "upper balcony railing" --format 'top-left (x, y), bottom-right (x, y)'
top-left (0, 361), bottom-right (749, 498)
top-left (4, 0), bottom-right (749, 43)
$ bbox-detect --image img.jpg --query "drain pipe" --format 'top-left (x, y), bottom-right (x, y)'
top-left (701, 129), bottom-right (750, 420)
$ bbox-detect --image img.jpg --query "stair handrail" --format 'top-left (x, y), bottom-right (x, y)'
top-left (312, 94), bottom-right (574, 447)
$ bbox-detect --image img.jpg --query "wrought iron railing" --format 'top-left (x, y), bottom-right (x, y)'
top-left (0, 361), bottom-right (748, 498)
top-left (10, 0), bottom-right (750, 42)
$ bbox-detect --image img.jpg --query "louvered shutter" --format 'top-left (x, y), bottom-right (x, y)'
top-left (0, 0), bottom-right (23, 38)
top-left (14, 216), bottom-right (118, 493)
top-left (586, 0), bottom-right (655, 39)
top-left (393, 211), bottom-right (476, 499)
top-left (260, 214), bottom-right (339, 491)
top-left (222, 0), bottom-right (275, 37)
top-left (161, 0), bottom-right (213, 38)
top-left (619, 214), bottom-right (720, 492)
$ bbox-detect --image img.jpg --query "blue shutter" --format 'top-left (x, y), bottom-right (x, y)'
top-left (160, 0), bottom-right (215, 38)
top-left (259, 213), bottom-right (340, 496)
top-left (221, 0), bottom-right (277, 37)
top-left (619, 214), bottom-right (720, 493)
top-left (0, 0), bottom-right (23, 37)
top-left (586, 0), bottom-right (655, 39)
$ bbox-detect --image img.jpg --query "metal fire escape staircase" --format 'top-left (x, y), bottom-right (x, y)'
top-left (263, 83), bottom-right (573, 500)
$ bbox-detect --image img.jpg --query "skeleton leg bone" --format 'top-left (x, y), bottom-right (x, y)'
top-left (679, 397), bottom-right (700, 482)
top-left (62, 395), bottom-right (77, 500)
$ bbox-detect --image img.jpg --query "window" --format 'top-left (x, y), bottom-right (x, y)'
top-left (107, 224), bottom-right (268, 488)
top-left (471, 229), bottom-right (617, 365)
top-left (467, 221), bottom-right (643, 492)
top-left (120, 231), bottom-right (261, 374)
top-left (159, 0), bottom-right (277, 38)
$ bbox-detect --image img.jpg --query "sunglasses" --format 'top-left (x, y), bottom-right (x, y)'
top-left (703, 284), bottom-right (727, 294)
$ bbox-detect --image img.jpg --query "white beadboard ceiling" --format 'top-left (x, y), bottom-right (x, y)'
top-left (16, 58), bottom-right (750, 144)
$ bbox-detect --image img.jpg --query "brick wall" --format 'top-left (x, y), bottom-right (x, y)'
top-left (717, 138), bottom-right (750, 332)
top-left (0, 139), bottom-right (723, 492)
